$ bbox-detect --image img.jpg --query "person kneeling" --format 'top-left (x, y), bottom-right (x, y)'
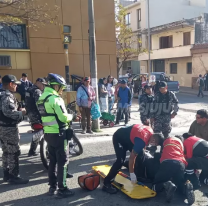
top-left (102, 124), bottom-right (164, 194)
top-left (152, 136), bottom-right (195, 205)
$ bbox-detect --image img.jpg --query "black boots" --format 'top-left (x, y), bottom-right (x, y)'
top-left (102, 183), bottom-right (117, 194)
top-left (163, 181), bottom-right (177, 203)
top-left (3, 169), bottom-right (10, 182)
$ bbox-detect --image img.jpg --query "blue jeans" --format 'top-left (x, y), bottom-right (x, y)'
top-left (108, 96), bottom-right (115, 113)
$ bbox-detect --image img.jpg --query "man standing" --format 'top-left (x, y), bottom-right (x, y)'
top-left (0, 75), bottom-right (28, 184)
top-left (17, 73), bottom-right (33, 102)
top-left (25, 78), bottom-right (47, 156)
top-left (139, 85), bottom-right (154, 126)
top-left (102, 124), bottom-right (164, 194)
top-left (152, 81), bottom-right (179, 139)
top-left (37, 73), bottom-right (74, 198)
top-left (76, 77), bottom-right (96, 134)
top-left (115, 80), bottom-right (131, 126)
top-left (127, 76), bottom-right (134, 119)
top-left (189, 109), bottom-right (208, 141)
top-left (196, 74), bottom-right (204, 98)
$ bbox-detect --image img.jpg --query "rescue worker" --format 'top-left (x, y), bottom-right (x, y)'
top-left (37, 73), bottom-right (74, 198)
top-left (183, 133), bottom-right (208, 188)
top-left (102, 124), bottom-right (164, 194)
top-left (0, 75), bottom-right (29, 184)
top-left (139, 84), bottom-right (154, 126)
top-left (152, 81), bottom-right (179, 139)
top-left (25, 78), bottom-right (47, 156)
top-left (152, 136), bottom-right (195, 205)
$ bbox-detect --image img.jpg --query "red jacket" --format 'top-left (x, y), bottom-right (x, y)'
top-left (160, 137), bottom-right (187, 166)
top-left (184, 136), bottom-right (206, 159)
top-left (130, 124), bottom-right (153, 146)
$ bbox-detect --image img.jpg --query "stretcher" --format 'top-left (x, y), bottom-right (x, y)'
top-left (92, 165), bottom-right (156, 199)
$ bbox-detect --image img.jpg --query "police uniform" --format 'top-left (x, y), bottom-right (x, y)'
top-left (152, 82), bottom-right (179, 138)
top-left (139, 85), bottom-right (154, 125)
top-left (37, 74), bottom-right (73, 197)
top-left (0, 75), bottom-right (28, 184)
top-left (25, 78), bottom-right (46, 156)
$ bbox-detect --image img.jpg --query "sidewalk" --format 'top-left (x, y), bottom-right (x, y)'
top-left (180, 86), bottom-right (208, 96)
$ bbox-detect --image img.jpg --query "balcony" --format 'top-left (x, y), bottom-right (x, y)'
top-left (138, 45), bottom-right (193, 61)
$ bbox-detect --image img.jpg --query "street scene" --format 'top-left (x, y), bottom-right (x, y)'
top-left (0, 93), bottom-right (208, 206)
top-left (1, 0), bottom-right (208, 206)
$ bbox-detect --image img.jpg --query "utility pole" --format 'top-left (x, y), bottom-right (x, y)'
top-left (88, 0), bottom-right (100, 131)
top-left (147, 0), bottom-right (151, 76)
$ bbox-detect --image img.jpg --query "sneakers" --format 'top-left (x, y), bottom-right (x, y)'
top-left (87, 130), bottom-right (93, 134)
top-left (8, 176), bottom-right (29, 185)
top-left (55, 188), bottom-right (75, 199)
top-left (102, 183), bottom-right (117, 194)
top-left (163, 181), bottom-right (177, 203)
top-left (66, 172), bottom-right (73, 179)
top-left (81, 130), bottom-right (86, 134)
top-left (48, 187), bottom-right (56, 196)
top-left (185, 181), bottom-right (195, 205)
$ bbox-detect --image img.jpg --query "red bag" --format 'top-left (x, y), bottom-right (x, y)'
top-left (78, 173), bottom-right (100, 191)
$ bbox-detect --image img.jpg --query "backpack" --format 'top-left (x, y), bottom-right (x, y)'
top-left (200, 79), bottom-right (205, 87)
top-left (78, 173), bottom-right (100, 191)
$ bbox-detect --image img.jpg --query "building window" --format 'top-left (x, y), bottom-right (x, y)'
top-left (0, 55), bottom-right (11, 67)
top-left (183, 32), bottom-right (191, 46)
top-left (159, 36), bottom-right (173, 49)
top-left (137, 9), bottom-right (141, 29)
top-left (187, 62), bottom-right (192, 74)
top-left (125, 13), bottom-right (131, 25)
top-left (0, 25), bottom-right (27, 49)
top-left (170, 63), bottom-right (177, 74)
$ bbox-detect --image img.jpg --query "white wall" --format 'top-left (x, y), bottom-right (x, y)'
top-left (146, 0), bottom-right (208, 29)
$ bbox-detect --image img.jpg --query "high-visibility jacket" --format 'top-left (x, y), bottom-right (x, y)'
top-left (184, 136), bottom-right (208, 159)
top-left (37, 87), bottom-right (73, 134)
top-left (160, 137), bottom-right (187, 166)
top-left (130, 124), bottom-right (153, 145)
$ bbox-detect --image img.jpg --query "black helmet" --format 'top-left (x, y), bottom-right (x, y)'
top-left (47, 73), bottom-right (67, 88)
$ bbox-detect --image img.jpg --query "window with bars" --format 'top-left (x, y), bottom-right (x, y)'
top-left (0, 56), bottom-right (11, 67)
top-left (0, 25), bottom-right (27, 49)
top-left (170, 63), bottom-right (177, 74)
top-left (187, 62), bottom-right (192, 74)
top-left (160, 36), bottom-right (173, 49)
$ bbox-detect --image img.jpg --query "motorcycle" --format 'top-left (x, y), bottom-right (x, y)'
top-left (31, 101), bottom-right (83, 170)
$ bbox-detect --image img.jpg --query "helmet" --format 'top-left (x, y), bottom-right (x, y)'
top-left (47, 73), bottom-right (67, 88)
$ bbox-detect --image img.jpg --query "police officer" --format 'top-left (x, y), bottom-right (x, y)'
top-left (0, 75), bottom-right (29, 184)
top-left (37, 73), bottom-right (74, 198)
top-left (152, 81), bottom-right (179, 139)
top-left (103, 124), bottom-right (164, 194)
top-left (139, 84), bottom-right (154, 126)
top-left (25, 78), bottom-right (47, 156)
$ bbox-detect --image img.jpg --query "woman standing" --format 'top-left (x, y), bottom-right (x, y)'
top-left (99, 78), bottom-right (108, 112)
top-left (107, 79), bottom-right (118, 113)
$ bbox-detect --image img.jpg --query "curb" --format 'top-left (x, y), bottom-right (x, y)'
top-left (76, 133), bottom-right (113, 138)
top-left (179, 91), bottom-right (208, 97)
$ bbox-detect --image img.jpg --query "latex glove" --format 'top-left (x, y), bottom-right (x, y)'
top-left (130, 173), bottom-right (137, 184)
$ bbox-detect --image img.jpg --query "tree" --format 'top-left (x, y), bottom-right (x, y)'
top-left (116, 4), bottom-right (147, 75)
top-left (0, 0), bottom-right (59, 30)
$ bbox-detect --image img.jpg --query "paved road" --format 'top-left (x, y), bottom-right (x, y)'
top-left (0, 93), bottom-right (208, 206)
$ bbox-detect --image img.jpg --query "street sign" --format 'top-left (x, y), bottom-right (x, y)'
top-left (64, 35), bottom-right (72, 44)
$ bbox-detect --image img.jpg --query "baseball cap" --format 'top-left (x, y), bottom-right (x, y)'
top-left (159, 81), bottom-right (167, 88)
top-left (36, 77), bottom-right (47, 85)
top-left (22, 73), bottom-right (28, 77)
top-left (2, 75), bottom-right (21, 85)
top-left (83, 77), bottom-right (90, 82)
top-left (121, 79), bottom-right (127, 84)
top-left (144, 84), bottom-right (152, 90)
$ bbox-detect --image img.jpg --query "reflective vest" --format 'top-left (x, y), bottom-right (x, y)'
top-left (130, 124), bottom-right (153, 145)
top-left (37, 87), bottom-right (72, 134)
top-left (184, 136), bottom-right (206, 159)
top-left (160, 137), bottom-right (187, 166)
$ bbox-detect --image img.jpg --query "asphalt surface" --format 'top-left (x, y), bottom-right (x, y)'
top-left (0, 93), bottom-right (208, 206)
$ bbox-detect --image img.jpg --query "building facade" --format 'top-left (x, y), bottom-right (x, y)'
top-left (0, 0), bottom-right (117, 83)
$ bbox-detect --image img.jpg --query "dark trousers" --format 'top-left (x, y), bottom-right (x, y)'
top-left (116, 108), bottom-right (129, 124)
top-left (198, 86), bottom-right (204, 97)
top-left (81, 107), bottom-right (91, 131)
top-left (187, 157), bottom-right (208, 183)
top-left (104, 133), bottom-right (129, 185)
top-left (44, 132), bottom-right (68, 189)
top-left (153, 160), bottom-right (185, 193)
